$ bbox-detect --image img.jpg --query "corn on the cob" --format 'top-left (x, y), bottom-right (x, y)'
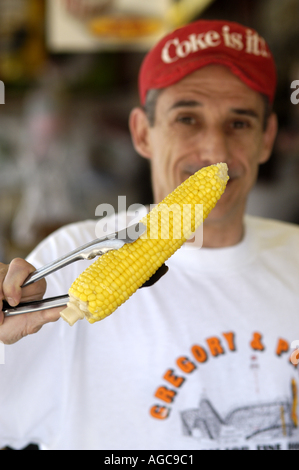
top-left (61, 163), bottom-right (228, 326)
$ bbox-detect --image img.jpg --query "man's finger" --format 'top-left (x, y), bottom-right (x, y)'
top-left (2, 259), bottom-right (46, 306)
top-left (0, 265), bottom-right (8, 301)
top-left (0, 307), bottom-right (61, 345)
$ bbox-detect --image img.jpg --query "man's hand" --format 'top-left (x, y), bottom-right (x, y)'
top-left (0, 259), bottom-right (61, 345)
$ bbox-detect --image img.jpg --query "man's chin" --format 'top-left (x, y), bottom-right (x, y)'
top-left (204, 203), bottom-right (227, 222)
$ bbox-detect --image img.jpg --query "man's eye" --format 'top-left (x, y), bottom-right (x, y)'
top-left (177, 116), bottom-right (196, 125)
top-left (231, 120), bottom-right (249, 129)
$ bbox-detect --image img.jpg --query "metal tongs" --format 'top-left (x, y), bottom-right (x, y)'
top-left (3, 222), bottom-right (147, 317)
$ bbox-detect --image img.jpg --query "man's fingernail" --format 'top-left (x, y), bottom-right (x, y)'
top-left (7, 297), bottom-right (17, 307)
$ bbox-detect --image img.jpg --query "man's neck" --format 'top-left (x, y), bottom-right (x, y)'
top-left (202, 219), bottom-right (244, 248)
top-left (188, 210), bottom-right (245, 249)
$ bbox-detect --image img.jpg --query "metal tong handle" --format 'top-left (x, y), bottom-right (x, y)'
top-left (3, 222), bottom-right (147, 317)
top-left (22, 222), bottom-right (146, 287)
top-left (3, 295), bottom-right (69, 317)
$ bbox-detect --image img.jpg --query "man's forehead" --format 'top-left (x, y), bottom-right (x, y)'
top-left (157, 66), bottom-right (265, 109)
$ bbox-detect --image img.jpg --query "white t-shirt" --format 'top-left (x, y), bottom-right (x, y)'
top-left (0, 214), bottom-right (299, 450)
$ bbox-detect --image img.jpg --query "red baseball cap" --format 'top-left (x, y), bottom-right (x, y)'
top-left (139, 20), bottom-right (277, 106)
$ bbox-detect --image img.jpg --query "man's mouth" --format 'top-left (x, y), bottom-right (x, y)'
top-left (181, 167), bottom-right (238, 189)
top-left (183, 163), bottom-right (238, 176)
top-left (181, 166), bottom-right (205, 180)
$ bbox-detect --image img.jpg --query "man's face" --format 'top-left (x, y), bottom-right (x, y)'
top-left (137, 65), bottom-right (277, 225)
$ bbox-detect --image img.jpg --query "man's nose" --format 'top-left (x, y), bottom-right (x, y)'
top-left (197, 128), bottom-right (231, 167)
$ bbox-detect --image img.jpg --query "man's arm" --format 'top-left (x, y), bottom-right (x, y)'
top-left (0, 259), bottom-right (61, 345)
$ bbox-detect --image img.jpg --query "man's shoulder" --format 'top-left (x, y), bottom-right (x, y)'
top-left (50, 219), bottom-right (99, 245)
top-left (26, 219), bottom-right (99, 268)
top-left (246, 215), bottom-right (299, 236)
top-left (245, 215), bottom-right (299, 252)
top-left (48, 209), bottom-right (147, 246)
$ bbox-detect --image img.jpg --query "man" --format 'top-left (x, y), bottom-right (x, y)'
top-left (0, 20), bottom-right (298, 450)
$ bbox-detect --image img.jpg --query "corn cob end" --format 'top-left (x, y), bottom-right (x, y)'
top-left (60, 298), bottom-right (85, 326)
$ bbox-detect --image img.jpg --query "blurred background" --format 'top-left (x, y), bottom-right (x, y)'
top-left (0, 0), bottom-right (298, 263)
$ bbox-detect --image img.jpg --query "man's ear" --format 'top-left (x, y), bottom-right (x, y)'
top-left (129, 107), bottom-right (153, 160)
top-left (259, 112), bottom-right (278, 164)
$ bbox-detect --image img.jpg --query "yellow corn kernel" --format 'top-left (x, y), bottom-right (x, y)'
top-left (61, 163), bottom-right (229, 326)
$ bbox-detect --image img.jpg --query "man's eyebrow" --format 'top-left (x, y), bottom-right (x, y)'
top-left (167, 102), bottom-right (261, 120)
top-left (230, 108), bottom-right (260, 119)
top-left (168, 100), bottom-right (203, 111)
